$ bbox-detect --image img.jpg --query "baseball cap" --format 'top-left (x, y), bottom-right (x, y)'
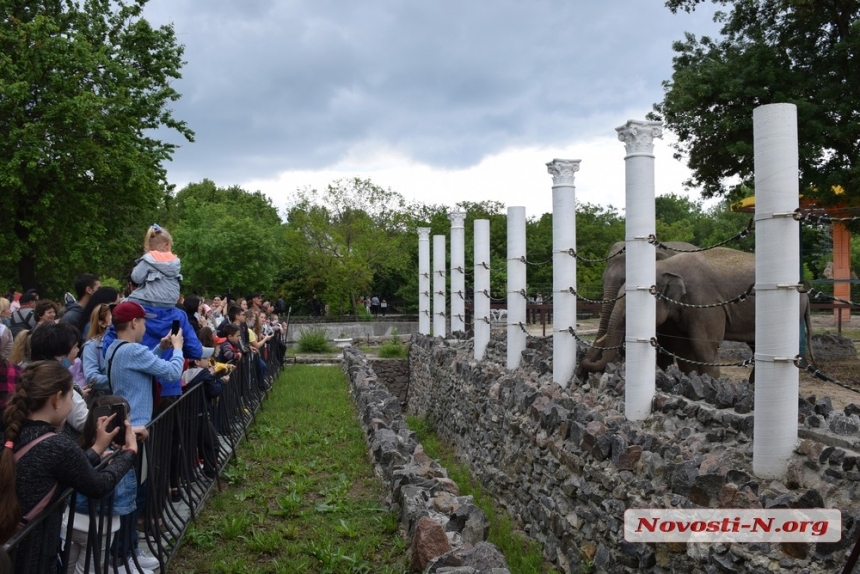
top-left (112, 301), bottom-right (156, 323)
top-left (20, 289), bottom-right (39, 304)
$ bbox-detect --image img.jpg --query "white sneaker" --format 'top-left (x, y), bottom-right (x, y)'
top-left (133, 549), bottom-right (160, 570)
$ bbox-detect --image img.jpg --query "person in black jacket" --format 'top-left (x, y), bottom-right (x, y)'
top-left (0, 361), bottom-right (136, 573)
top-left (181, 348), bottom-right (224, 479)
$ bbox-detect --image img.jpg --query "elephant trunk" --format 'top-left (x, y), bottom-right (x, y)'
top-left (580, 282), bottom-right (621, 365)
top-left (578, 296), bottom-right (626, 374)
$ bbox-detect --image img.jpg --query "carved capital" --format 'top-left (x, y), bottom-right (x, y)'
top-left (448, 212), bottom-right (467, 228)
top-left (546, 159), bottom-right (581, 187)
top-left (417, 227), bottom-right (431, 241)
top-left (616, 120), bottom-right (663, 156)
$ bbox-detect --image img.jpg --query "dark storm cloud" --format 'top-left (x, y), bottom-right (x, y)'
top-left (145, 0), bottom-right (720, 185)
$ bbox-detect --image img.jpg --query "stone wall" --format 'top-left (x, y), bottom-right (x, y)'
top-left (369, 358), bottom-right (410, 405)
top-left (407, 333), bottom-right (860, 573)
top-left (342, 347), bottom-right (511, 573)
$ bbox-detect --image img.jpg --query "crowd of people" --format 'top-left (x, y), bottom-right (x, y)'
top-left (0, 224), bottom-right (288, 574)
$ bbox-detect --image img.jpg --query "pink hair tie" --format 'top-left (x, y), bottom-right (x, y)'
top-left (4, 441), bottom-right (13, 450)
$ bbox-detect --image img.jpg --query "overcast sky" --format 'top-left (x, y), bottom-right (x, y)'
top-left (143, 0), bottom-right (723, 219)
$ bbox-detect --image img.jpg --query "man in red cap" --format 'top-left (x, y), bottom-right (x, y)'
top-left (103, 301), bottom-right (184, 570)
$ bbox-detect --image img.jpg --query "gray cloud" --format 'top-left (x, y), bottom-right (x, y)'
top-left (146, 0), bottom-right (721, 186)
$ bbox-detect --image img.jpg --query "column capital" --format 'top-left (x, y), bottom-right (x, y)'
top-left (448, 212), bottom-right (467, 228)
top-left (616, 120), bottom-right (663, 157)
top-left (546, 159), bottom-right (581, 187)
top-left (418, 227), bottom-right (431, 240)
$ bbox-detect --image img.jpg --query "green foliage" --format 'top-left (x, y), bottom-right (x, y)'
top-left (653, 0), bottom-right (860, 209)
top-left (284, 178), bottom-right (412, 316)
top-left (0, 0), bottom-right (192, 293)
top-left (171, 180), bottom-right (284, 296)
top-left (296, 328), bottom-right (333, 353)
top-left (377, 330), bottom-right (407, 358)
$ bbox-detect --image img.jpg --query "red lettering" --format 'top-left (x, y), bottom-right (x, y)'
top-left (751, 517), bottom-right (774, 532)
top-left (636, 518), bottom-right (658, 533)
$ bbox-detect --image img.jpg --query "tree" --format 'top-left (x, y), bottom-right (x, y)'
top-left (0, 0), bottom-right (192, 294)
top-left (284, 178), bottom-right (412, 316)
top-left (171, 180), bottom-right (284, 296)
top-left (653, 0), bottom-right (860, 206)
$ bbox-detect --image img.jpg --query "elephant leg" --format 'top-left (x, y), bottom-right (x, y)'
top-left (677, 334), bottom-right (721, 379)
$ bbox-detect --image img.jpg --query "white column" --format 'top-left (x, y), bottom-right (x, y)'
top-left (449, 212), bottom-right (467, 334)
top-left (474, 219), bottom-right (491, 360)
top-left (616, 120), bottom-right (662, 421)
top-left (752, 103), bottom-right (800, 478)
top-left (433, 234), bottom-right (447, 337)
top-left (418, 228), bottom-right (431, 335)
top-left (547, 159), bottom-right (581, 387)
top-left (507, 206), bottom-right (527, 369)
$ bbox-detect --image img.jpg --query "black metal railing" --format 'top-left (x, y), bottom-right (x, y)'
top-left (1, 336), bottom-right (286, 574)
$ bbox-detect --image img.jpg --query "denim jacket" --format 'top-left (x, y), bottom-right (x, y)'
top-left (74, 464), bottom-right (137, 516)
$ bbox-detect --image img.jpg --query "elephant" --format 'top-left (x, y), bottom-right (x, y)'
top-left (577, 247), bottom-right (816, 379)
top-left (577, 240), bottom-right (699, 377)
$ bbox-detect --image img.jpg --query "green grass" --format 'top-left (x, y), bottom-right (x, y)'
top-left (408, 417), bottom-right (563, 574)
top-left (172, 366), bottom-right (409, 574)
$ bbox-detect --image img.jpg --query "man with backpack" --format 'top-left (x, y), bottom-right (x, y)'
top-left (9, 289), bottom-right (38, 338)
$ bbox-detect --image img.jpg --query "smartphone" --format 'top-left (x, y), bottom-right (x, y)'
top-left (92, 404), bottom-right (127, 445)
top-left (171, 319), bottom-right (180, 335)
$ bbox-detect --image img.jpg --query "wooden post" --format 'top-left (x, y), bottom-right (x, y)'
top-left (833, 222), bottom-right (852, 324)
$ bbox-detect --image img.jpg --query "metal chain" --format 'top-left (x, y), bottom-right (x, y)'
top-left (507, 255), bottom-right (553, 266)
top-left (808, 288), bottom-right (860, 308)
top-left (650, 285), bottom-right (754, 309)
top-left (570, 328), bottom-right (625, 351)
top-left (794, 356), bottom-right (860, 395)
top-left (649, 219), bottom-right (754, 252)
top-left (569, 246), bottom-right (627, 263)
top-left (506, 321), bottom-right (529, 334)
top-left (505, 289), bottom-right (528, 300)
top-left (566, 287), bottom-right (625, 305)
top-left (651, 338), bottom-right (754, 368)
top-left (794, 209), bottom-right (860, 225)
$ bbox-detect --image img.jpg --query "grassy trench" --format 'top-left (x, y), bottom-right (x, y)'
top-left (170, 365), bottom-right (409, 574)
top-left (408, 417), bottom-right (563, 574)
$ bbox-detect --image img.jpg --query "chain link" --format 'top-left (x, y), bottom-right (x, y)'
top-left (570, 328), bottom-right (626, 351)
top-left (650, 338), bottom-right (754, 368)
top-left (650, 285), bottom-right (755, 309)
top-left (794, 356), bottom-right (860, 395)
top-left (648, 219), bottom-right (754, 253)
top-left (566, 287), bottom-right (625, 305)
top-left (794, 208), bottom-right (860, 225)
top-left (571, 246), bottom-right (627, 263)
top-left (808, 288), bottom-right (860, 308)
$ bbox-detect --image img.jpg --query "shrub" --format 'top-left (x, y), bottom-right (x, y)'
top-left (297, 328), bottom-right (333, 353)
top-left (377, 329), bottom-right (407, 358)
top-left (355, 306), bottom-right (372, 322)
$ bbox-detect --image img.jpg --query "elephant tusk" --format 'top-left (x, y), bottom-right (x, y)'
top-left (594, 335), bottom-right (606, 344)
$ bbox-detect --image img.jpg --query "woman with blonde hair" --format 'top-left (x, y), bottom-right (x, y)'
top-left (82, 304), bottom-right (113, 397)
top-left (0, 361), bottom-right (137, 573)
top-left (9, 331), bottom-right (30, 366)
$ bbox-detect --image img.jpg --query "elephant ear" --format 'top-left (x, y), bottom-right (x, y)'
top-left (661, 272), bottom-right (686, 301)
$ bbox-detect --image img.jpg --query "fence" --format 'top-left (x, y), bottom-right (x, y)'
top-left (0, 336), bottom-right (286, 574)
